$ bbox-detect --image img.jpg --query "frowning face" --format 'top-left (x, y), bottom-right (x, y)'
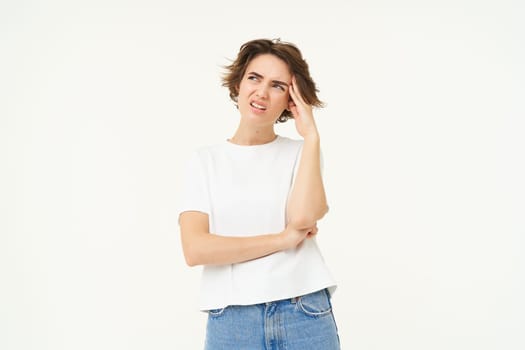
top-left (236, 54), bottom-right (292, 127)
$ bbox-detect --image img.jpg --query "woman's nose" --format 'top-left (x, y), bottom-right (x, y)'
top-left (256, 85), bottom-right (269, 99)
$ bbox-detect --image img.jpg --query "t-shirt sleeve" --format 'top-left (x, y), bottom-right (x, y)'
top-left (177, 150), bottom-right (210, 224)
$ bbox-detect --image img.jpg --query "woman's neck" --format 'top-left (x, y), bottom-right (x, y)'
top-left (229, 126), bottom-right (277, 146)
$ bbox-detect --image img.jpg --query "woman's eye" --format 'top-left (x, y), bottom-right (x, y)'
top-left (248, 75), bottom-right (258, 81)
top-left (273, 84), bottom-right (285, 91)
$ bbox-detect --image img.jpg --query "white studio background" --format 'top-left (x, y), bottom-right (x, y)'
top-left (1, 0), bottom-right (524, 349)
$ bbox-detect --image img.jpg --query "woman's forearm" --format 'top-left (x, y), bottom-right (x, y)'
top-left (286, 133), bottom-right (329, 229)
top-left (180, 212), bottom-right (312, 266)
top-left (184, 231), bottom-right (284, 266)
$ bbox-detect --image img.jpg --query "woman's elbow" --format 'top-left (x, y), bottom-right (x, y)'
top-left (182, 245), bottom-right (203, 267)
top-left (184, 255), bottom-right (198, 267)
top-left (289, 205), bottom-right (329, 229)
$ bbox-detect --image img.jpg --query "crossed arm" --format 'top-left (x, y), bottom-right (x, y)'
top-left (179, 212), bottom-right (318, 266)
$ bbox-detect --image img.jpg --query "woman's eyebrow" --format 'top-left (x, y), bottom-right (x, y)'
top-left (247, 71), bottom-right (289, 87)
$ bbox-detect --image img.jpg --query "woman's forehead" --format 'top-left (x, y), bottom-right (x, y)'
top-left (245, 54), bottom-right (292, 80)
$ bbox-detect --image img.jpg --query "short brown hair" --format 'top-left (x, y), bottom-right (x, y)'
top-left (222, 38), bottom-right (324, 123)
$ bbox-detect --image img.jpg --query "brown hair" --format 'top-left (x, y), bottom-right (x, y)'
top-left (222, 38), bottom-right (324, 123)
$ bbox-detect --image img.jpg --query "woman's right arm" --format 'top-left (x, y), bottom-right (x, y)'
top-left (179, 211), bottom-right (316, 266)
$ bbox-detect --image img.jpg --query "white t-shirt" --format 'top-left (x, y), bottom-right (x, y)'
top-left (177, 135), bottom-right (337, 311)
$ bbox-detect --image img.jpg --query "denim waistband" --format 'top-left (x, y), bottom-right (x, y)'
top-left (264, 288), bottom-right (328, 306)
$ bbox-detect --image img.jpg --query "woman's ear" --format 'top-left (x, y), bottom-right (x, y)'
top-left (287, 99), bottom-right (296, 112)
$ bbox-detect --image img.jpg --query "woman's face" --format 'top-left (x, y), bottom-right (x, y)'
top-left (236, 54), bottom-right (292, 126)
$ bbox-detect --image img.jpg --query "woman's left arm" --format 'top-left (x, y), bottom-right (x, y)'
top-left (286, 77), bottom-right (329, 230)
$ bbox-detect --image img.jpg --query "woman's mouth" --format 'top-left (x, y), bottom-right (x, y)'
top-left (250, 102), bottom-right (267, 111)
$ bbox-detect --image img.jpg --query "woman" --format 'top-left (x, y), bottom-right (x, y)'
top-left (178, 38), bottom-right (340, 349)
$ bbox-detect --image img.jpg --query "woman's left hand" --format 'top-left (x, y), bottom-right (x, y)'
top-left (288, 76), bottom-right (319, 139)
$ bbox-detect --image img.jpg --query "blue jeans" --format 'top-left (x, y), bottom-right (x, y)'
top-left (204, 288), bottom-right (340, 350)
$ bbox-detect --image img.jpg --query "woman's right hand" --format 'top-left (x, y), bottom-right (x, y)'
top-left (280, 223), bottom-right (318, 250)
